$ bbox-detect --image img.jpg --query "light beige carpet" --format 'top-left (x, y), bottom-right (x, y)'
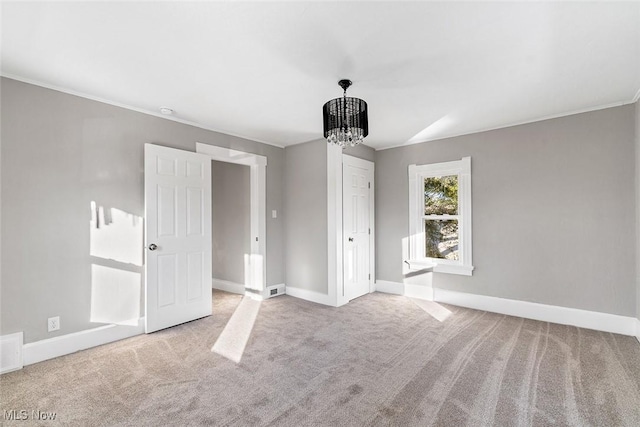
top-left (1, 291), bottom-right (639, 426)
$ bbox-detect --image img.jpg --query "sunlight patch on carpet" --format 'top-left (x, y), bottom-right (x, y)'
top-left (212, 296), bottom-right (261, 363)
top-left (410, 298), bottom-right (452, 322)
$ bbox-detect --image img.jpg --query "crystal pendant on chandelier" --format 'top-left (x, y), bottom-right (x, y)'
top-left (322, 79), bottom-right (368, 148)
top-left (325, 127), bottom-right (365, 148)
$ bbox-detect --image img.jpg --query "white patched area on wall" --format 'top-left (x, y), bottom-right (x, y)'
top-left (0, 332), bottom-right (24, 374)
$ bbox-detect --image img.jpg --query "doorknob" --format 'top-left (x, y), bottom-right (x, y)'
top-left (348, 237), bottom-right (354, 242)
top-left (148, 243), bottom-right (158, 251)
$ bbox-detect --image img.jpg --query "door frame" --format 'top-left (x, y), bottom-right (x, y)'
top-left (195, 142), bottom-right (267, 292)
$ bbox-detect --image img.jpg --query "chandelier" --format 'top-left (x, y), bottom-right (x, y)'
top-left (322, 79), bottom-right (368, 148)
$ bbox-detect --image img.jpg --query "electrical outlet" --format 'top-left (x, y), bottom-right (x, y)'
top-left (47, 316), bottom-right (60, 332)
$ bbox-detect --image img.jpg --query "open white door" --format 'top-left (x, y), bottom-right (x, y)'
top-left (145, 144), bottom-right (212, 333)
top-left (343, 155), bottom-right (374, 301)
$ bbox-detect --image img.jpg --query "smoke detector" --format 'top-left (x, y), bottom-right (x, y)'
top-left (159, 107), bottom-right (173, 115)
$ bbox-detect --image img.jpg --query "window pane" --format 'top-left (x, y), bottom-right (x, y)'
top-left (424, 175), bottom-right (458, 215)
top-left (424, 219), bottom-right (459, 260)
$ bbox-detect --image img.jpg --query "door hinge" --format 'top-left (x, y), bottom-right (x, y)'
top-left (368, 228), bottom-right (370, 235)
top-left (368, 274), bottom-right (371, 280)
top-left (368, 182), bottom-right (371, 189)
top-left (256, 237), bottom-right (259, 242)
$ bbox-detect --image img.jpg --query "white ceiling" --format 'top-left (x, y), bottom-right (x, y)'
top-left (2, 2), bottom-right (639, 150)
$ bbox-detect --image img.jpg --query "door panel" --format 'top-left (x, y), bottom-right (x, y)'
top-left (157, 186), bottom-right (176, 236)
top-left (343, 156), bottom-right (373, 301)
top-left (157, 254), bottom-right (177, 307)
top-left (145, 144), bottom-right (212, 333)
top-left (186, 187), bottom-right (203, 236)
top-left (187, 252), bottom-right (204, 301)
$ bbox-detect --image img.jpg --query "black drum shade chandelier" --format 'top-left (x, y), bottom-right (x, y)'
top-left (323, 79), bottom-right (368, 148)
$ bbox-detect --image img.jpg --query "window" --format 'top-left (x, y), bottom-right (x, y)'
top-left (408, 157), bottom-right (473, 275)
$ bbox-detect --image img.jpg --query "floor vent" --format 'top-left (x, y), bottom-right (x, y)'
top-left (265, 284), bottom-right (285, 299)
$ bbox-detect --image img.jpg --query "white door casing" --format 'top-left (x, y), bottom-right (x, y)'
top-left (145, 144), bottom-right (212, 333)
top-left (343, 155), bottom-right (375, 301)
top-left (195, 142), bottom-right (267, 293)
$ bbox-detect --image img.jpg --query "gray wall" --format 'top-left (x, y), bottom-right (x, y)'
top-left (283, 139), bottom-right (375, 296)
top-left (284, 140), bottom-right (328, 294)
top-left (636, 100), bottom-right (640, 321)
top-left (212, 161), bottom-right (250, 284)
top-left (343, 143), bottom-right (376, 162)
top-left (1, 77), bottom-right (284, 343)
top-left (376, 105), bottom-right (636, 316)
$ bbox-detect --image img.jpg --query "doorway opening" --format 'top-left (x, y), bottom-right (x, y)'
top-left (211, 160), bottom-right (251, 293)
top-left (196, 143), bottom-right (268, 297)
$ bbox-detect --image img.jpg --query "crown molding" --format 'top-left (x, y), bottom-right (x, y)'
top-left (0, 73), bottom-right (285, 149)
top-left (4, 73), bottom-right (636, 153)
top-left (377, 97), bottom-right (639, 151)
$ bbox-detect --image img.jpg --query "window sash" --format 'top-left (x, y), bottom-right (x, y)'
top-left (422, 214), bottom-right (459, 221)
top-left (422, 177), bottom-right (461, 264)
top-left (422, 217), bottom-right (460, 262)
top-left (423, 175), bottom-right (459, 216)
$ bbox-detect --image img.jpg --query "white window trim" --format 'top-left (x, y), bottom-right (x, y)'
top-left (408, 157), bottom-right (473, 276)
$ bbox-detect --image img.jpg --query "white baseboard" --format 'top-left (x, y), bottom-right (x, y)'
top-left (214, 278), bottom-right (286, 301)
top-left (375, 280), bottom-right (404, 295)
top-left (434, 289), bottom-right (637, 336)
top-left (374, 281), bottom-right (637, 336)
top-left (212, 278), bottom-right (245, 295)
top-left (23, 318), bottom-right (145, 366)
top-left (405, 283), bottom-right (434, 301)
top-left (285, 285), bottom-right (333, 306)
top-left (0, 332), bottom-right (24, 374)
top-left (375, 280), bottom-right (435, 300)
top-left (244, 284), bottom-right (286, 301)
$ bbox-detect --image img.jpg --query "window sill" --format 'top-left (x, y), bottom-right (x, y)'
top-left (404, 259), bottom-right (436, 271)
top-left (433, 263), bottom-right (474, 276)
top-left (405, 259), bottom-right (474, 276)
